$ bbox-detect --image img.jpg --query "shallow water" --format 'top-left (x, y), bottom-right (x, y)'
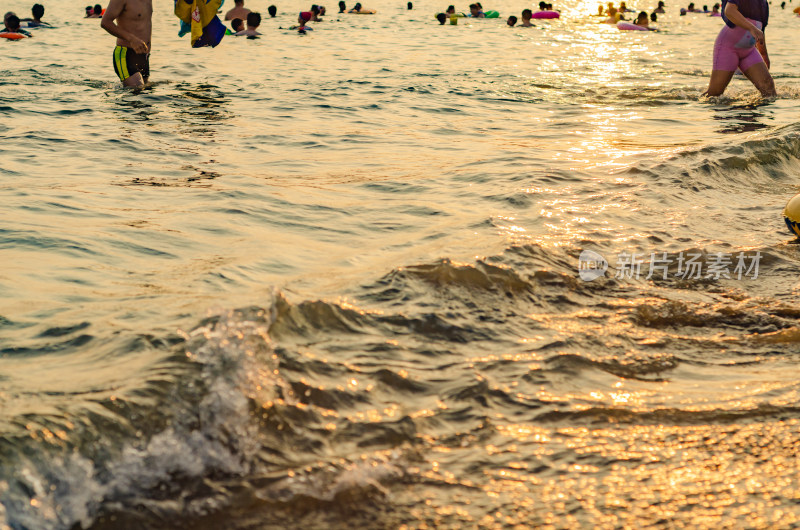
top-left (2, 0), bottom-right (800, 527)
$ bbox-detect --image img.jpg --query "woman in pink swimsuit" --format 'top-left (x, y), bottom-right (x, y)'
top-left (704, 0), bottom-right (776, 97)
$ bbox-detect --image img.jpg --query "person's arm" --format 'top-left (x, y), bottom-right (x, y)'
top-left (723, 3), bottom-right (764, 48)
top-left (756, 39), bottom-right (769, 68)
top-left (101, 0), bottom-right (148, 53)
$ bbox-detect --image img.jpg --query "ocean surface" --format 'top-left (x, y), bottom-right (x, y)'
top-left (2, 0), bottom-right (800, 527)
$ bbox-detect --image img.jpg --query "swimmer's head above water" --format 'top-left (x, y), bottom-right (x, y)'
top-left (268, 5), bottom-right (277, 16)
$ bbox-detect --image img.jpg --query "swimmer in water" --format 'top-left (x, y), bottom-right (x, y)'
top-left (436, 12), bottom-right (446, 23)
top-left (507, 14), bottom-right (517, 24)
top-left (634, 10), bottom-right (650, 26)
top-left (710, 3), bottom-right (720, 15)
top-left (89, 4), bottom-right (103, 17)
top-left (520, 8), bottom-right (534, 25)
top-left (650, 11), bottom-right (658, 21)
top-left (1, 14), bottom-right (33, 35)
top-left (235, 11), bottom-right (261, 35)
top-left (101, 0), bottom-right (151, 87)
top-left (468, 3), bottom-right (485, 17)
top-left (268, 5), bottom-right (277, 16)
top-left (338, 0), bottom-right (346, 12)
top-left (654, 1), bottom-right (665, 12)
top-left (704, 0), bottom-right (776, 97)
top-left (229, 17), bottom-right (244, 33)
top-left (603, 6), bottom-right (620, 21)
top-left (225, 0), bottom-right (250, 21)
top-left (84, 5), bottom-right (93, 17)
top-left (298, 10), bottom-right (313, 25)
top-left (21, 4), bottom-right (51, 27)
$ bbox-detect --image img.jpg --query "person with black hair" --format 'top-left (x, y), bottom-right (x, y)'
top-left (84, 5), bottom-right (93, 17)
top-left (468, 3), bottom-right (485, 16)
top-left (338, 0), bottom-right (346, 12)
top-left (1, 13), bottom-right (33, 35)
top-left (235, 11), bottom-right (261, 35)
top-left (654, 0), bottom-right (665, 12)
top-left (506, 14), bottom-right (517, 24)
top-left (22, 4), bottom-right (50, 27)
top-left (229, 17), bottom-right (244, 32)
top-left (408, 2), bottom-right (413, 9)
top-left (520, 8), bottom-right (533, 24)
top-left (436, 12), bottom-right (446, 22)
top-left (268, 4), bottom-right (277, 16)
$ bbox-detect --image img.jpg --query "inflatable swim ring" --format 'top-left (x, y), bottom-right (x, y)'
top-left (0, 32), bottom-right (27, 39)
top-left (350, 9), bottom-right (376, 13)
top-left (617, 21), bottom-right (648, 30)
top-left (484, 10), bottom-right (499, 17)
top-left (531, 10), bottom-right (559, 18)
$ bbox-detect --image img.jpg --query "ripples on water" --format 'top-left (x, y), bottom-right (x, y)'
top-left (2, 0), bottom-right (800, 527)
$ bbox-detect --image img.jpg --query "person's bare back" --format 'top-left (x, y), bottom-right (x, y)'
top-left (225, 0), bottom-right (251, 20)
top-left (101, 0), bottom-right (153, 86)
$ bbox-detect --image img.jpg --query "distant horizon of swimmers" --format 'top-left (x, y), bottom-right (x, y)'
top-left (3, 0), bottom-right (788, 99)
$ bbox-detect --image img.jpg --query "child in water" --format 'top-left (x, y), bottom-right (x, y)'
top-left (1, 13), bottom-right (32, 35)
top-left (229, 17), bottom-right (244, 33)
top-left (297, 10), bottom-right (313, 25)
top-left (506, 14), bottom-right (517, 25)
top-left (603, 6), bottom-right (620, 22)
top-left (520, 8), bottom-right (533, 25)
top-left (468, 3), bottom-right (485, 17)
top-left (634, 10), bottom-right (649, 26)
top-left (436, 12), bottom-right (446, 23)
top-left (235, 11), bottom-right (261, 36)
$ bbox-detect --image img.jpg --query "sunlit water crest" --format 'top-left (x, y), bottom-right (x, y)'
top-left (2, 0), bottom-right (800, 527)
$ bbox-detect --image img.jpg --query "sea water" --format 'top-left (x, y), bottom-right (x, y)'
top-left (2, 0), bottom-right (800, 527)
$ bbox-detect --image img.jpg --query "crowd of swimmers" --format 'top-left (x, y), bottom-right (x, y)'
top-left (2, 4), bottom-right (50, 36)
top-left (3, 0), bottom-right (785, 100)
top-left (596, 2), bottom-right (659, 26)
top-left (216, 0), bottom-right (378, 34)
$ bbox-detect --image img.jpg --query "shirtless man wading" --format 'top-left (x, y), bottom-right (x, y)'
top-left (101, 0), bottom-right (153, 87)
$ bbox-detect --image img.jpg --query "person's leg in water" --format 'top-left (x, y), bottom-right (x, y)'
top-left (741, 61), bottom-right (776, 97)
top-left (123, 72), bottom-right (145, 87)
top-left (705, 70), bottom-right (735, 96)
